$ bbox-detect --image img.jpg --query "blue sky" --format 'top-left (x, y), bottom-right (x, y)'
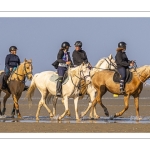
top-left (0, 17), bottom-right (150, 74)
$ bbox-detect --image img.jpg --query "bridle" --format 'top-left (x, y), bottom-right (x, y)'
top-left (92, 57), bottom-right (117, 71)
top-left (104, 57), bottom-right (117, 70)
top-left (132, 62), bottom-right (150, 85)
top-left (10, 62), bottom-right (33, 82)
top-left (70, 64), bottom-right (91, 88)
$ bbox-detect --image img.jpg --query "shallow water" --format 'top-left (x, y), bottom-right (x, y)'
top-left (1, 115), bottom-right (150, 124)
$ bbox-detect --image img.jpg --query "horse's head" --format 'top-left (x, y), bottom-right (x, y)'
top-left (101, 54), bottom-right (116, 70)
top-left (23, 58), bottom-right (33, 80)
top-left (79, 62), bottom-right (91, 84)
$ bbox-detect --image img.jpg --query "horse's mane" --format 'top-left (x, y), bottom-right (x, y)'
top-left (134, 65), bottom-right (150, 74)
top-left (68, 65), bottom-right (80, 77)
top-left (95, 57), bottom-right (106, 68)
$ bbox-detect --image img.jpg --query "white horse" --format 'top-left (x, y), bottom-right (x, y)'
top-left (49, 54), bottom-right (116, 119)
top-left (26, 62), bottom-right (91, 121)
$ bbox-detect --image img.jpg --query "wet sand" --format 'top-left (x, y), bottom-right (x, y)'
top-left (1, 86), bottom-right (150, 133)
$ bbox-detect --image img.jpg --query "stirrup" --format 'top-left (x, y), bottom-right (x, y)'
top-left (120, 89), bottom-right (125, 94)
top-left (56, 92), bottom-right (62, 97)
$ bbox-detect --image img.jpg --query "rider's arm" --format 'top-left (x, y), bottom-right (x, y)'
top-left (116, 52), bottom-right (130, 67)
top-left (57, 50), bottom-right (66, 63)
top-left (5, 55), bottom-right (10, 70)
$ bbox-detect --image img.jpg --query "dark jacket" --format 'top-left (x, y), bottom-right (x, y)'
top-left (115, 49), bottom-right (131, 69)
top-left (5, 54), bottom-right (20, 70)
top-left (72, 49), bottom-right (88, 66)
top-left (52, 50), bottom-right (73, 69)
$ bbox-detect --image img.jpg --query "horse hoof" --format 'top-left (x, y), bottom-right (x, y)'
top-left (94, 115), bottom-right (100, 119)
top-left (109, 115), bottom-right (114, 120)
top-left (17, 116), bottom-right (22, 119)
top-left (36, 117), bottom-right (39, 121)
top-left (50, 114), bottom-right (54, 117)
top-left (105, 112), bottom-right (109, 117)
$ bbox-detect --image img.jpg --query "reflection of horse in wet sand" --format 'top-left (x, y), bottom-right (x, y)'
top-left (27, 62), bottom-right (91, 121)
top-left (49, 54), bottom-right (116, 119)
top-left (0, 59), bottom-right (33, 118)
top-left (81, 65), bottom-right (150, 120)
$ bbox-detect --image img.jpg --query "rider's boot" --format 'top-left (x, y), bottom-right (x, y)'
top-left (56, 77), bottom-right (63, 97)
top-left (120, 80), bottom-right (125, 94)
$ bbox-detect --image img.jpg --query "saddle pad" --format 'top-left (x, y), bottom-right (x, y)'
top-left (113, 69), bottom-right (133, 83)
top-left (50, 73), bottom-right (69, 85)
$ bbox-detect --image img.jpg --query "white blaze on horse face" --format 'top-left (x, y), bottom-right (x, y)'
top-left (81, 64), bottom-right (91, 84)
top-left (25, 61), bottom-right (33, 80)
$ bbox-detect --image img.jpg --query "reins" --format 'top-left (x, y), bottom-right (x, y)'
top-left (9, 62), bottom-right (32, 82)
top-left (132, 62), bottom-right (150, 85)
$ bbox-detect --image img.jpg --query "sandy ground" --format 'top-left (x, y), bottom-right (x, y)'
top-left (1, 86), bottom-right (150, 133)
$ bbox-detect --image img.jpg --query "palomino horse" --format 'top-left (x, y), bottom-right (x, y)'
top-left (48, 54), bottom-right (116, 119)
top-left (0, 59), bottom-right (33, 118)
top-left (81, 65), bottom-right (150, 120)
top-left (26, 62), bottom-right (91, 121)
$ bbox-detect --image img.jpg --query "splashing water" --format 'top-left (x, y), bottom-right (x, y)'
top-left (51, 114), bottom-right (60, 120)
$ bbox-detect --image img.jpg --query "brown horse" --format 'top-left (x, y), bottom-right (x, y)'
top-left (81, 65), bottom-right (150, 120)
top-left (0, 59), bottom-right (33, 118)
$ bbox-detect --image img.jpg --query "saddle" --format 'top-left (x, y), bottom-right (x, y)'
top-left (50, 71), bottom-right (69, 85)
top-left (113, 68), bottom-right (133, 83)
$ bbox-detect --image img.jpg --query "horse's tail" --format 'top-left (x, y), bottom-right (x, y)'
top-left (26, 73), bottom-right (39, 108)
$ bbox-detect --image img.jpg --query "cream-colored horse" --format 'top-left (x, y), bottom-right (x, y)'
top-left (26, 62), bottom-right (91, 121)
top-left (0, 59), bottom-right (33, 118)
top-left (49, 54), bottom-right (116, 119)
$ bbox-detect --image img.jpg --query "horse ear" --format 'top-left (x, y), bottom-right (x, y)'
top-left (30, 59), bottom-right (32, 62)
top-left (24, 58), bottom-right (27, 62)
top-left (108, 54), bottom-right (113, 59)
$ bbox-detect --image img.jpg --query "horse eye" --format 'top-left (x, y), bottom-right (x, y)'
top-left (26, 67), bottom-right (29, 69)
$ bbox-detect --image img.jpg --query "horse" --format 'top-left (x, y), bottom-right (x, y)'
top-left (26, 62), bottom-right (91, 121)
top-left (47, 54), bottom-right (116, 119)
top-left (80, 65), bottom-right (150, 120)
top-left (0, 59), bottom-right (33, 118)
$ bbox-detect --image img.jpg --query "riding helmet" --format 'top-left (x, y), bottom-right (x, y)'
top-left (61, 42), bottom-right (71, 49)
top-left (74, 41), bottom-right (82, 47)
top-left (9, 46), bottom-right (17, 52)
top-left (118, 42), bottom-right (127, 48)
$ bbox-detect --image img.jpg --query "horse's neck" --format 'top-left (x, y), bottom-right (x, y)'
top-left (68, 67), bottom-right (81, 86)
top-left (11, 63), bottom-right (25, 81)
top-left (95, 58), bottom-right (105, 68)
top-left (135, 65), bottom-right (150, 82)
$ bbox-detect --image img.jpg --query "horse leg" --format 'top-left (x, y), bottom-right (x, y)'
top-left (2, 92), bottom-right (11, 115)
top-left (100, 103), bottom-right (109, 117)
top-left (88, 91), bottom-right (100, 119)
top-left (114, 94), bottom-right (130, 117)
top-left (58, 96), bottom-right (69, 120)
top-left (11, 103), bottom-right (16, 118)
top-left (52, 96), bottom-right (58, 116)
top-left (133, 94), bottom-right (141, 120)
top-left (14, 93), bottom-right (22, 118)
top-left (0, 101), bottom-right (2, 116)
top-left (61, 98), bottom-right (71, 116)
top-left (36, 89), bottom-right (53, 121)
top-left (74, 96), bottom-right (80, 120)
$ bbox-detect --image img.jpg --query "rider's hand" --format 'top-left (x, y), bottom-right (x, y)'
top-left (66, 61), bottom-right (71, 65)
top-left (10, 68), bottom-right (12, 71)
top-left (130, 61), bottom-right (134, 66)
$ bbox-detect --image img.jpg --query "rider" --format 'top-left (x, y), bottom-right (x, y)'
top-left (72, 41), bottom-right (89, 66)
top-left (2, 46), bottom-right (29, 91)
top-left (72, 41), bottom-right (91, 96)
top-left (115, 42), bottom-right (134, 94)
top-left (52, 42), bottom-right (73, 97)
